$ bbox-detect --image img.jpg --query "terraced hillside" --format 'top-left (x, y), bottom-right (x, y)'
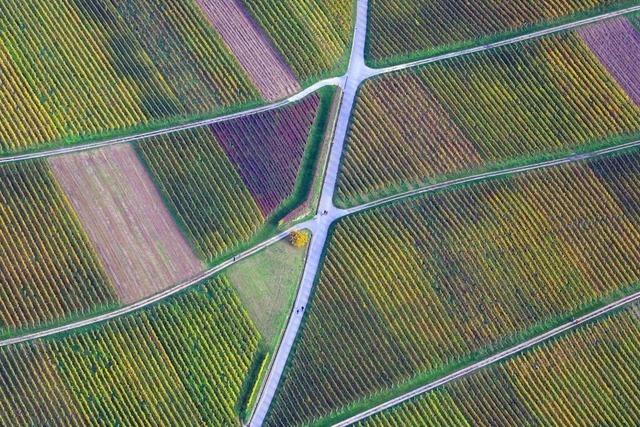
top-left (0, 277), bottom-right (261, 426)
top-left (337, 25), bottom-right (640, 206)
top-left (367, 0), bottom-right (631, 65)
top-left (266, 148), bottom-right (640, 426)
top-left (0, 0), bottom-right (258, 153)
top-left (357, 303), bottom-right (640, 426)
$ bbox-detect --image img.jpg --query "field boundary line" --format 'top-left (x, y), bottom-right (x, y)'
top-left (346, 138), bottom-right (640, 216)
top-left (1, 4), bottom-right (639, 164)
top-left (333, 290), bottom-right (640, 426)
top-left (0, 222), bottom-right (310, 347)
top-left (0, 78), bottom-right (341, 164)
top-left (371, 3), bottom-right (640, 77)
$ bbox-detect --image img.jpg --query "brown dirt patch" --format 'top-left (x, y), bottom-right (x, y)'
top-left (196, 0), bottom-right (299, 101)
top-left (49, 144), bottom-right (202, 304)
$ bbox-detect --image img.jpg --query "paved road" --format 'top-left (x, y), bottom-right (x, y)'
top-left (333, 290), bottom-right (640, 426)
top-left (0, 221), bottom-right (312, 348)
top-left (248, 1), bottom-right (370, 425)
top-left (0, 77), bottom-right (341, 164)
top-left (346, 137), bottom-right (640, 216)
top-left (3, 2), bottom-right (640, 424)
top-left (2, 3), bottom-right (638, 165)
top-left (371, 3), bottom-right (640, 78)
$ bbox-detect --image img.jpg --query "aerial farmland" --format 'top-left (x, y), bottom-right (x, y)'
top-left (0, 1), bottom-right (639, 426)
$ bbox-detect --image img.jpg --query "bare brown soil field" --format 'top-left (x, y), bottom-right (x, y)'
top-left (49, 145), bottom-right (202, 304)
top-left (196, 0), bottom-right (300, 101)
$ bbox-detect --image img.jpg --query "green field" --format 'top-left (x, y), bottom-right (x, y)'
top-left (0, 277), bottom-right (261, 426)
top-left (357, 303), bottom-right (639, 426)
top-left (242, 0), bottom-right (355, 84)
top-left (0, 161), bottom-right (116, 337)
top-left (367, 0), bottom-right (633, 66)
top-left (337, 31), bottom-right (640, 206)
top-left (266, 148), bottom-right (640, 426)
top-left (0, 0), bottom-right (259, 153)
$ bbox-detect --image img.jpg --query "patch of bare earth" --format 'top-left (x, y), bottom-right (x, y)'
top-left (196, 0), bottom-right (299, 101)
top-left (49, 144), bottom-right (202, 304)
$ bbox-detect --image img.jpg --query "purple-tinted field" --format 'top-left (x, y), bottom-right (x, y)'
top-left (579, 18), bottom-right (640, 105)
top-left (211, 95), bottom-right (319, 216)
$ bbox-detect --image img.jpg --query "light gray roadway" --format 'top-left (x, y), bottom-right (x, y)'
top-left (0, 77), bottom-right (341, 164)
top-left (2, 3), bottom-right (639, 164)
top-left (248, 0), bottom-right (370, 424)
top-left (2, 2), bottom-right (640, 425)
top-left (333, 291), bottom-right (640, 426)
top-left (0, 222), bottom-right (312, 348)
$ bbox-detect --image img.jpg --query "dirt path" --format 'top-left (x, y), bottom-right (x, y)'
top-left (49, 144), bottom-right (202, 303)
top-left (196, 0), bottom-right (300, 101)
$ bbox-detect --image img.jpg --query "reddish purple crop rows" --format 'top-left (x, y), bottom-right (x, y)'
top-left (579, 17), bottom-right (640, 105)
top-left (211, 95), bottom-right (319, 216)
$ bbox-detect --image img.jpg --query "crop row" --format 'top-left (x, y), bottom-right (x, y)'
top-left (0, 0), bottom-right (258, 152)
top-left (266, 149), bottom-right (640, 426)
top-left (0, 276), bottom-right (261, 426)
top-left (338, 29), bottom-right (640, 205)
top-left (0, 161), bottom-right (115, 335)
top-left (241, 0), bottom-right (354, 82)
top-left (358, 304), bottom-right (639, 426)
top-left (137, 94), bottom-right (324, 262)
top-left (211, 95), bottom-right (320, 216)
top-left (367, 0), bottom-right (627, 64)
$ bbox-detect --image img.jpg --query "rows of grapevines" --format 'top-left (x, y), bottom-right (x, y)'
top-left (241, 0), bottom-right (354, 82)
top-left (0, 161), bottom-right (116, 335)
top-left (137, 95), bottom-right (324, 262)
top-left (0, 276), bottom-right (261, 426)
top-left (367, 0), bottom-right (628, 65)
top-left (358, 304), bottom-right (640, 426)
top-left (0, 0), bottom-right (258, 153)
top-left (265, 149), bottom-right (640, 426)
top-left (211, 94), bottom-right (320, 216)
top-left (136, 127), bottom-right (264, 263)
top-left (337, 31), bottom-right (640, 206)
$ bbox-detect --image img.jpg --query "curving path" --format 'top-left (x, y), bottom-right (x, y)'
top-left (2, 3), bottom-right (639, 165)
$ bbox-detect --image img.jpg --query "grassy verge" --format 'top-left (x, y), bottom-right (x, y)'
top-left (312, 283), bottom-right (640, 426)
top-left (365, 0), bottom-right (640, 68)
top-left (273, 86), bottom-right (338, 226)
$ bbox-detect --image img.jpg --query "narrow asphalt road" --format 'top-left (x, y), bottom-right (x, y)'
top-left (333, 291), bottom-right (640, 426)
top-left (3, 3), bottom-right (640, 425)
top-left (0, 221), bottom-right (312, 348)
top-left (1, 3), bottom-right (638, 164)
top-left (0, 77), bottom-right (341, 164)
top-left (248, 0), bottom-right (370, 425)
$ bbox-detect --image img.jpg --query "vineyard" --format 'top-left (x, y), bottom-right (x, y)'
top-left (137, 93), bottom-right (327, 263)
top-left (265, 149), bottom-right (640, 426)
top-left (241, 0), bottom-right (354, 82)
top-left (0, 161), bottom-right (116, 336)
top-left (337, 29), bottom-right (640, 206)
top-left (579, 17), bottom-right (640, 105)
top-left (0, 276), bottom-right (262, 426)
top-left (0, 0), bottom-right (258, 153)
top-left (49, 145), bottom-right (202, 304)
top-left (358, 304), bottom-right (640, 426)
top-left (367, 0), bottom-right (630, 65)
top-left (194, 0), bottom-right (300, 101)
